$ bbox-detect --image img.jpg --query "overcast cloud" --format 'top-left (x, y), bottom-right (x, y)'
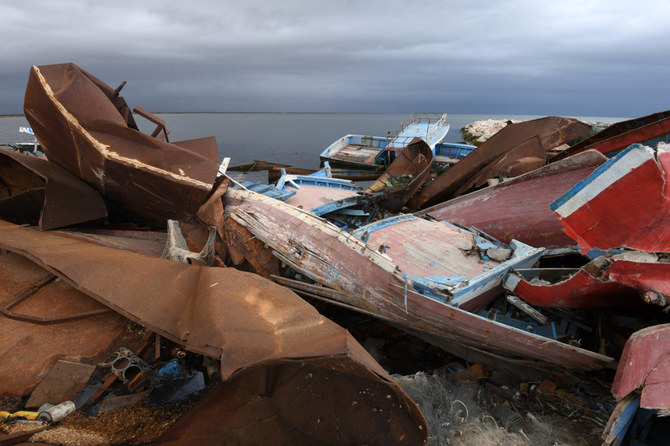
top-left (1, 0), bottom-right (669, 117)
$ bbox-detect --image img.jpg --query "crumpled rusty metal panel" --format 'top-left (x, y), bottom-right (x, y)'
top-left (0, 249), bottom-right (137, 398)
top-left (418, 150), bottom-right (608, 248)
top-left (409, 117), bottom-right (592, 209)
top-left (224, 188), bottom-right (613, 371)
top-left (23, 63), bottom-right (220, 226)
top-left (0, 219), bottom-right (427, 445)
top-left (365, 139), bottom-right (433, 211)
top-left (0, 148), bottom-right (107, 230)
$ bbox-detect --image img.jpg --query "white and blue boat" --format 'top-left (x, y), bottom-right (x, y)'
top-left (319, 113), bottom-right (452, 169)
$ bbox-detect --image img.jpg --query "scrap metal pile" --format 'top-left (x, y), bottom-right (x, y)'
top-left (0, 63), bottom-right (669, 445)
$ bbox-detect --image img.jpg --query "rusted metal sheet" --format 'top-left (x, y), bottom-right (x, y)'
top-left (24, 360), bottom-right (96, 409)
top-left (224, 188), bottom-right (613, 371)
top-left (0, 249), bottom-right (137, 398)
top-left (553, 109), bottom-right (670, 160)
top-left (409, 116), bottom-right (592, 208)
top-left (23, 63), bottom-right (220, 226)
top-left (418, 150), bottom-right (607, 248)
top-left (0, 219), bottom-right (427, 445)
top-left (0, 147), bottom-right (107, 230)
top-left (58, 228), bottom-right (167, 258)
top-left (365, 139), bottom-right (433, 211)
top-left (612, 323), bottom-right (670, 410)
top-left (159, 354), bottom-right (425, 446)
top-left (552, 144), bottom-right (670, 253)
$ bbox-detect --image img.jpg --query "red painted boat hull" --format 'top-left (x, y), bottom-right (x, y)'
top-left (552, 144), bottom-right (670, 252)
top-left (418, 150), bottom-right (607, 248)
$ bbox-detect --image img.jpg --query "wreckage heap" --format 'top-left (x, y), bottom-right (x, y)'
top-left (0, 62), bottom-right (669, 445)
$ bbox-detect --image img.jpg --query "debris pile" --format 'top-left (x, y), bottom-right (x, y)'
top-left (1, 62), bottom-right (669, 445)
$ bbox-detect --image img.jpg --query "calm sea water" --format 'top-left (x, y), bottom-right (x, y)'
top-left (0, 112), bottom-right (624, 173)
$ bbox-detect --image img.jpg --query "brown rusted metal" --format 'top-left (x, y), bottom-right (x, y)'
top-left (365, 138), bottom-right (433, 211)
top-left (23, 63), bottom-right (220, 226)
top-left (0, 273), bottom-right (112, 324)
top-left (0, 148), bottom-right (108, 230)
top-left (0, 219), bottom-right (427, 445)
top-left (408, 116), bottom-right (592, 208)
top-left (57, 227), bottom-right (168, 258)
top-left (0, 250), bottom-right (140, 398)
top-left (159, 355), bottom-right (426, 446)
top-left (24, 360), bottom-right (96, 409)
top-left (195, 177), bottom-right (230, 262)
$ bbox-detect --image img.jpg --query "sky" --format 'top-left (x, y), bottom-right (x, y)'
top-left (1, 0), bottom-right (669, 117)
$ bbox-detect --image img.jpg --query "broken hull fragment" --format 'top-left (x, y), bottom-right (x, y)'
top-left (612, 323), bottom-right (670, 411)
top-left (552, 144), bottom-right (670, 253)
top-left (504, 262), bottom-right (642, 308)
top-left (224, 189), bottom-right (613, 370)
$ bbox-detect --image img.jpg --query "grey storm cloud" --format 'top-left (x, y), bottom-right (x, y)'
top-left (1, 0), bottom-right (669, 117)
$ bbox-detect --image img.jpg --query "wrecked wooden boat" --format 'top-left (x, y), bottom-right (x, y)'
top-left (408, 116), bottom-right (593, 209)
top-left (268, 165), bottom-right (381, 183)
top-left (551, 143), bottom-right (670, 253)
top-left (223, 187), bottom-right (613, 371)
top-left (275, 165), bottom-right (363, 214)
top-left (554, 109), bottom-right (670, 161)
top-left (417, 149), bottom-right (608, 248)
top-left (270, 165), bottom-right (383, 229)
top-left (350, 214), bottom-right (544, 311)
top-left (432, 141), bottom-right (476, 165)
top-left (319, 113), bottom-right (449, 169)
top-left (23, 63), bottom-right (221, 226)
top-left (0, 219), bottom-right (427, 445)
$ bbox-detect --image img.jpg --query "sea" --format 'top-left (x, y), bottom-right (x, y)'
top-left (0, 112), bottom-right (624, 178)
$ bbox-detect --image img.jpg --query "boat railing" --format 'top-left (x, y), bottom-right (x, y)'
top-left (387, 112), bottom-right (448, 147)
